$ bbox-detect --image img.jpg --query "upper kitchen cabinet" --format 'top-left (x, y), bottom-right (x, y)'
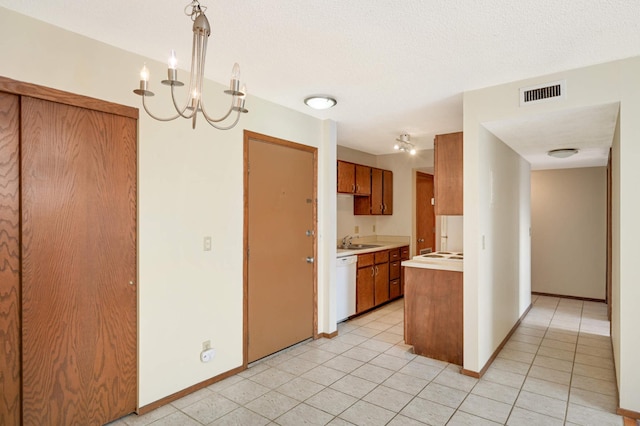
top-left (354, 167), bottom-right (393, 215)
top-left (434, 132), bottom-right (463, 215)
top-left (337, 160), bottom-right (371, 195)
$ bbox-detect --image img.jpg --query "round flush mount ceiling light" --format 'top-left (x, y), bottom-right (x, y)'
top-left (547, 148), bottom-right (579, 158)
top-left (304, 95), bottom-right (337, 110)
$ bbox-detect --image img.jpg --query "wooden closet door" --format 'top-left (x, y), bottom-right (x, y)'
top-left (0, 92), bottom-right (21, 426)
top-left (20, 97), bottom-right (137, 425)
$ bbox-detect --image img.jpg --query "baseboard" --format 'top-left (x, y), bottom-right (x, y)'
top-left (137, 365), bottom-right (245, 415)
top-left (318, 330), bottom-right (339, 339)
top-left (461, 303), bottom-right (533, 379)
top-left (532, 291), bottom-right (605, 303)
top-left (618, 407), bottom-right (640, 421)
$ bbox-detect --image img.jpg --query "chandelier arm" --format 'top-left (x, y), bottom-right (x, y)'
top-left (170, 84), bottom-right (196, 119)
top-left (199, 95), bottom-right (235, 123)
top-left (204, 109), bottom-right (242, 130)
top-left (142, 95), bottom-right (182, 122)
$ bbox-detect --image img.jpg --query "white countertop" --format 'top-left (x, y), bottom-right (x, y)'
top-left (336, 240), bottom-right (409, 257)
top-left (402, 251), bottom-right (464, 272)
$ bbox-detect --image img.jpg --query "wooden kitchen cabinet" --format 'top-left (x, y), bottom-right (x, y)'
top-left (404, 266), bottom-right (463, 365)
top-left (382, 170), bottom-right (393, 215)
top-left (434, 132), bottom-right (463, 215)
top-left (355, 249), bottom-right (394, 314)
top-left (389, 249), bottom-right (401, 300)
top-left (356, 253), bottom-right (375, 313)
top-left (337, 160), bottom-right (371, 195)
top-left (354, 167), bottom-right (393, 215)
top-left (400, 245), bottom-right (410, 296)
top-left (373, 250), bottom-right (390, 305)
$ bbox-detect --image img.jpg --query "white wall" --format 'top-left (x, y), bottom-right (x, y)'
top-left (531, 167), bottom-right (607, 300)
top-left (0, 8), bottom-right (336, 407)
top-left (464, 57), bottom-right (640, 413)
top-left (462, 124), bottom-right (531, 370)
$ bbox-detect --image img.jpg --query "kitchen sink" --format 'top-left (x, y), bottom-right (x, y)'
top-left (337, 244), bottom-right (381, 250)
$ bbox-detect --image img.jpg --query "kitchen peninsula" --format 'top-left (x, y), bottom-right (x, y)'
top-left (402, 252), bottom-right (463, 365)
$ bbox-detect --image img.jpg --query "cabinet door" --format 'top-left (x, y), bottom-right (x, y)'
top-left (400, 245), bottom-right (410, 260)
top-left (337, 160), bottom-right (355, 193)
top-left (382, 170), bottom-right (393, 215)
top-left (390, 279), bottom-right (401, 300)
top-left (354, 165), bottom-right (371, 195)
top-left (370, 168), bottom-right (384, 215)
top-left (434, 132), bottom-right (463, 215)
top-left (390, 260), bottom-right (400, 280)
top-left (374, 262), bottom-right (389, 305)
top-left (356, 266), bottom-right (375, 313)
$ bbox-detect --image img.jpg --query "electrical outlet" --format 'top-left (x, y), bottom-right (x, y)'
top-left (354, 226), bottom-right (359, 234)
top-left (200, 347), bottom-right (216, 363)
top-left (203, 236), bottom-right (212, 251)
top-left (202, 340), bottom-right (211, 350)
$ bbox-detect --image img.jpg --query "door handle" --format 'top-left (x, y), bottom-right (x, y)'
top-left (306, 256), bottom-right (314, 264)
top-left (417, 238), bottom-right (425, 243)
top-left (306, 230), bottom-right (315, 237)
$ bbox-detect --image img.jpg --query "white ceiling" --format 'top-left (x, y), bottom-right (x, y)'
top-left (483, 102), bottom-right (620, 170)
top-left (1, 0), bottom-right (639, 162)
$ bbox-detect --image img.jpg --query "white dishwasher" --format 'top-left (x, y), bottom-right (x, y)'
top-left (336, 255), bottom-right (358, 322)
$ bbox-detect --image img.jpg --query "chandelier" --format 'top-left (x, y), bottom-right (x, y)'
top-left (394, 133), bottom-right (416, 155)
top-left (133, 1), bottom-right (248, 129)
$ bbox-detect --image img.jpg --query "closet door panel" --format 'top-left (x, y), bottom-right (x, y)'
top-left (21, 97), bottom-right (137, 425)
top-left (0, 92), bottom-right (21, 425)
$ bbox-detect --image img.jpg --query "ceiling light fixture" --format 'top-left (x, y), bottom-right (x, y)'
top-left (547, 148), bottom-right (579, 158)
top-left (394, 133), bottom-right (416, 155)
top-left (304, 96), bottom-right (337, 110)
top-left (133, 1), bottom-right (248, 129)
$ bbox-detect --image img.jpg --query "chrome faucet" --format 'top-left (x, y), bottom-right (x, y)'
top-left (341, 235), bottom-right (353, 248)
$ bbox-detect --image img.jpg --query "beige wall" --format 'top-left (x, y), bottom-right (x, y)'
top-left (531, 167), bottom-right (607, 300)
top-left (0, 8), bottom-right (336, 407)
top-left (464, 57), bottom-right (640, 413)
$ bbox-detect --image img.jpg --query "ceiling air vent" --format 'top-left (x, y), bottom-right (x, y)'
top-left (519, 80), bottom-right (566, 106)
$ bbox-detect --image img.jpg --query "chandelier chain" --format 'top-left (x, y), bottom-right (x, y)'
top-left (185, 1), bottom-right (206, 20)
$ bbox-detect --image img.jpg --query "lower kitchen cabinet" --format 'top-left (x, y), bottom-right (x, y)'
top-left (355, 246), bottom-right (409, 315)
top-left (356, 253), bottom-right (375, 313)
top-left (389, 251), bottom-right (401, 300)
top-left (374, 261), bottom-right (389, 305)
top-left (404, 266), bottom-right (463, 365)
top-left (400, 245), bottom-right (410, 295)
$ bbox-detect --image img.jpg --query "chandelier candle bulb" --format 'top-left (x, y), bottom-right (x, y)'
top-left (168, 50), bottom-right (177, 70)
top-left (166, 50), bottom-right (179, 82)
top-left (140, 64), bottom-right (149, 82)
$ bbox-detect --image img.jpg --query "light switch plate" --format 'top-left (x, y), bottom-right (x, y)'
top-left (204, 236), bottom-right (212, 251)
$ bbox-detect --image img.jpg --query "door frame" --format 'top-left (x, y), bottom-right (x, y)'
top-left (415, 171), bottom-right (436, 254)
top-left (242, 130), bottom-right (318, 367)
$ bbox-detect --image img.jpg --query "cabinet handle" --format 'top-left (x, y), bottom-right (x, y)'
top-left (355, 184), bottom-right (359, 192)
top-left (352, 184), bottom-right (355, 192)
top-left (417, 238), bottom-right (424, 243)
top-left (371, 267), bottom-right (375, 277)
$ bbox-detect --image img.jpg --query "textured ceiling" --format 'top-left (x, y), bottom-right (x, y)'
top-left (1, 0), bottom-right (639, 162)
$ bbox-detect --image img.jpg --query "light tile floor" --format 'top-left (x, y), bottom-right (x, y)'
top-left (113, 295), bottom-right (634, 426)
